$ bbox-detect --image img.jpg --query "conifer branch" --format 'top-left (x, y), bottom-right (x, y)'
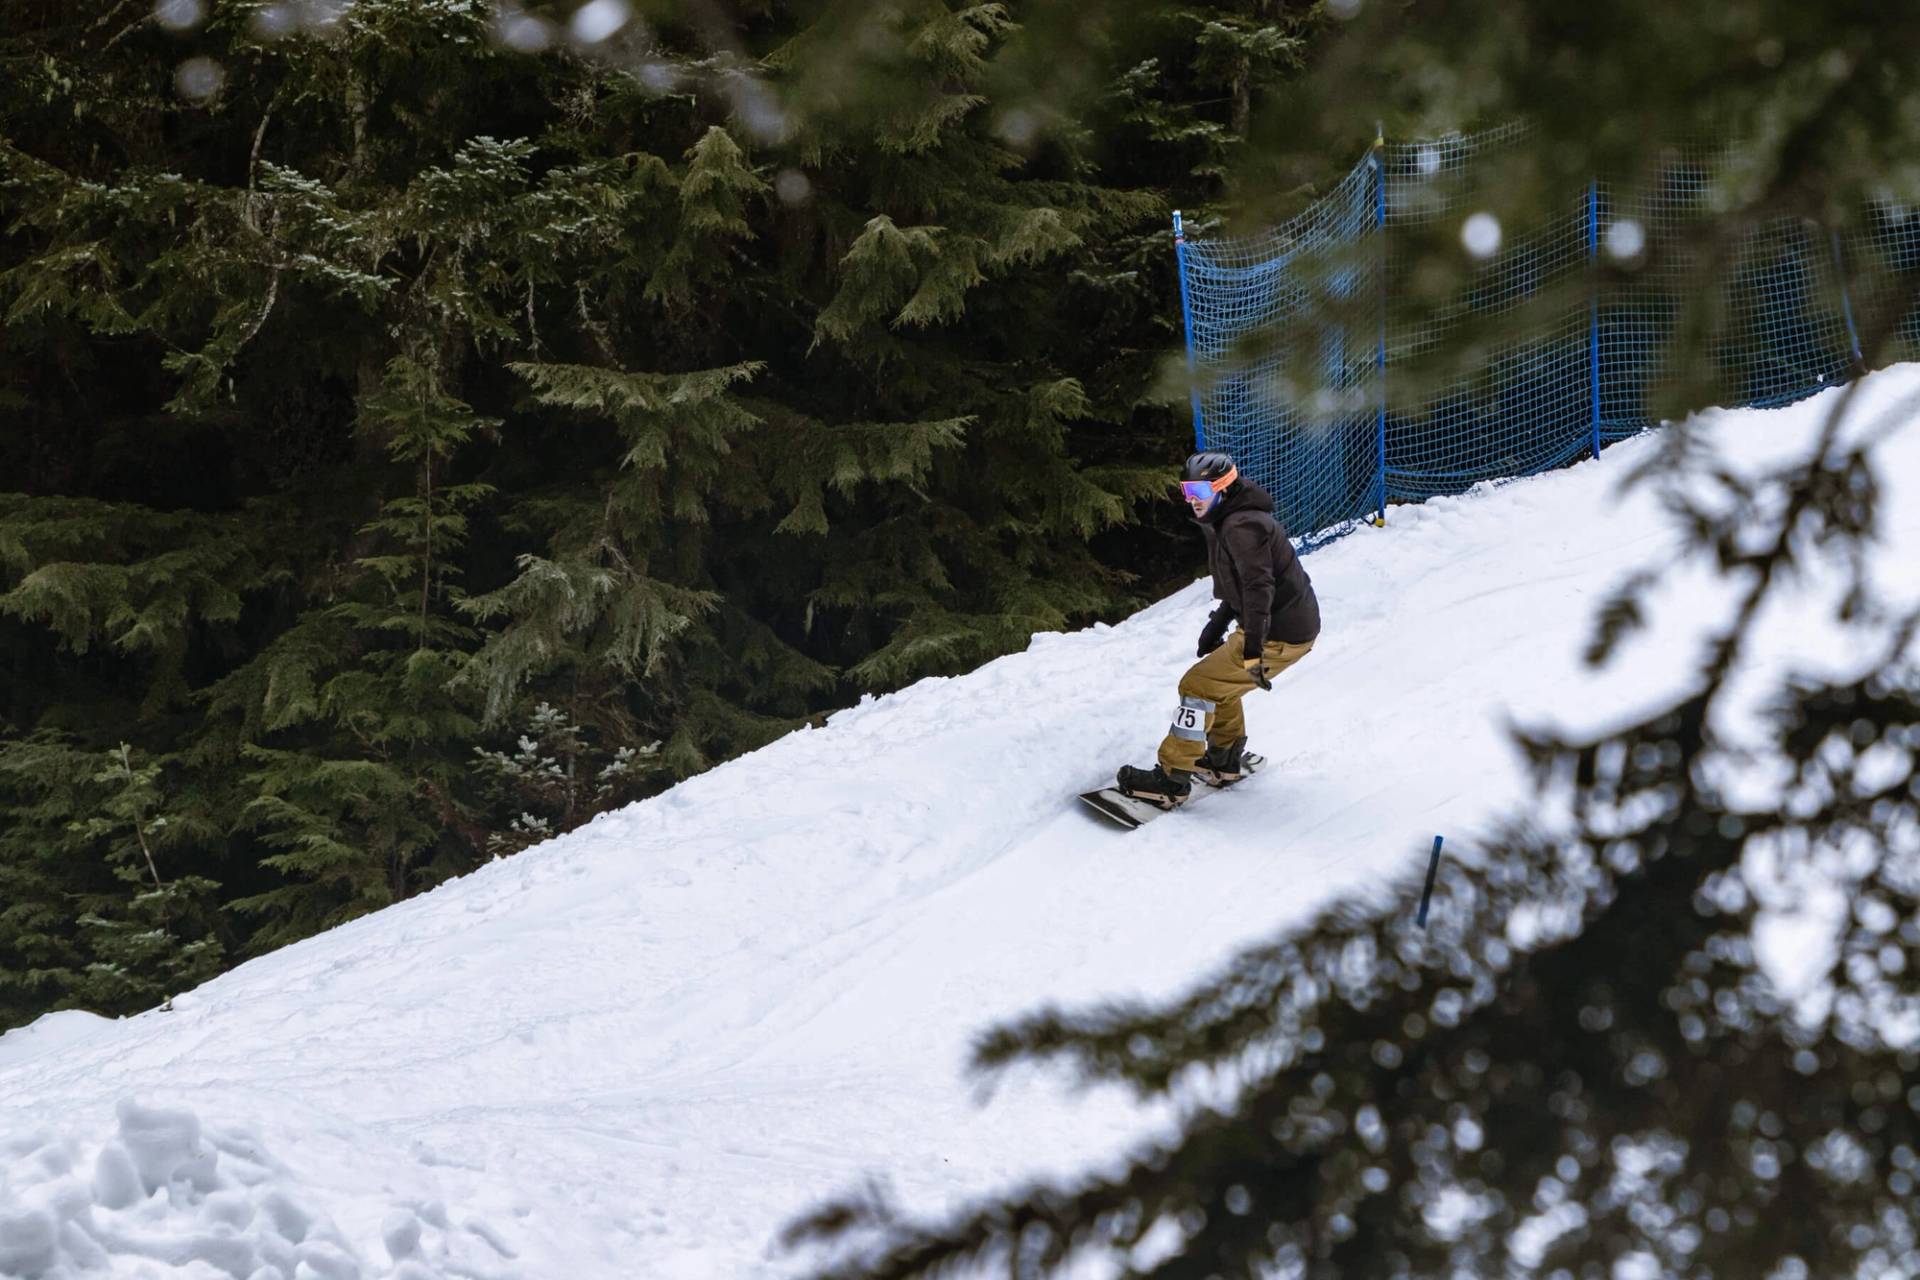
top-left (111, 744), bottom-right (164, 894)
top-left (97, 2), bottom-right (152, 53)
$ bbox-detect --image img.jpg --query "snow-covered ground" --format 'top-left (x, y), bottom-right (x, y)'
top-left (4, 368), bottom-right (1920, 1279)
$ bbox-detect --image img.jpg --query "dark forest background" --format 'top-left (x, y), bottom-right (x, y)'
top-left (0, 1), bottom-right (1336, 1028)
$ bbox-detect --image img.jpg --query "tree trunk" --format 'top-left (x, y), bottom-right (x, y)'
top-left (1233, 0), bottom-right (1283, 139)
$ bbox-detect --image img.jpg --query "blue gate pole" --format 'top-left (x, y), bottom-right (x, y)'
top-left (1588, 180), bottom-right (1603, 459)
top-left (1173, 210), bottom-right (1205, 449)
top-left (1830, 228), bottom-right (1865, 371)
top-left (1373, 126), bottom-right (1387, 524)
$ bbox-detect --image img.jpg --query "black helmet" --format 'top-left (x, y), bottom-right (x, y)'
top-left (1183, 451), bottom-right (1237, 484)
top-left (1179, 450), bottom-right (1239, 514)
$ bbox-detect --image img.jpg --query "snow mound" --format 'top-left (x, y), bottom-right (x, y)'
top-left (0, 1012), bottom-right (114, 1072)
top-left (0, 1099), bottom-right (502, 1280)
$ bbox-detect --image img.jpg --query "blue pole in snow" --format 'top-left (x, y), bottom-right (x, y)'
top-left (1373, 126), bottom-right (1387, 524)
top-left (1417, 835), bottom-right (1444, 928)
top-left (1173, 211), bottom-right (1205, 449)
top-left (1588, 180), bottom-right (1603, 460)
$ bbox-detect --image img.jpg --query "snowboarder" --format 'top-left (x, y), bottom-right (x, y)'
top-left (1115, 450), bottom-right (1320, 808)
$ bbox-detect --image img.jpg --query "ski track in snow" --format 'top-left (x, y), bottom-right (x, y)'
top-left (4, 368), bottom-right (1920, 1278)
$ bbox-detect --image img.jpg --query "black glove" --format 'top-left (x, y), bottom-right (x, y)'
top-left (1243, 655), bottom-right (1272, 691)
top-left (1196, 605), bottom-right (1233, 658)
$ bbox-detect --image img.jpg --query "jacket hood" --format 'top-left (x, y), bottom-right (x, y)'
top-left (1200, 477), bottom-right (1275, 525)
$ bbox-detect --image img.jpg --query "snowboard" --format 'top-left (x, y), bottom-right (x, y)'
top-left (1077, 754), bottom-right (1265, 830)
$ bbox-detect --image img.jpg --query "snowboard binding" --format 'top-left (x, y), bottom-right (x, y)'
top-left (1190, 736), bottom-right (1251, 787)
top-left (1114, 763), bottom-right (1191, 809)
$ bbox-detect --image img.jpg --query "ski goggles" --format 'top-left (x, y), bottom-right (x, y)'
top-left (1179, 466), bottom-right (1237, 504)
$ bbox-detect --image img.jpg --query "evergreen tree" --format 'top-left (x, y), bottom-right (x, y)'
top-left (2, 0), bottom-right (1290, 1027)
top-left (73, 743), bottom-right (226, 1012)
top-left (221, 356), bottom-right (497, 945)
top-left (0, 735), bottom-right (223, 1026)
top-left (473, 700), bottom-right (659, 858)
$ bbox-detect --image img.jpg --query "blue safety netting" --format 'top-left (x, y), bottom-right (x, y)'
top-left (1175, 128), bottom-right (1915, 547)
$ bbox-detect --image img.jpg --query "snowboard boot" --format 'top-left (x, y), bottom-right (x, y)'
top-left (1116, 762), bottom-right (1193, 810)
top-left (1193, 736), bottom-right (1250, 786)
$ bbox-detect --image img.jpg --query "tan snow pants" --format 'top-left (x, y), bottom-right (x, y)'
top-left (1156, 632), bottom-right (1315, 774)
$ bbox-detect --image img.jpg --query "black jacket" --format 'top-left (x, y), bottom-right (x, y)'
top-left (1197, 479), bottom-right (1320, 656)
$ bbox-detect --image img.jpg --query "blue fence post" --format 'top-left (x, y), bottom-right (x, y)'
top-left (1588, 180), bottom-right (1603, 460)
top-left (1173, 210), bottom-right (1205, 449)
top-left (1830, 228), bottom-right (1865, 371)
top-left (1373, 125), bottom-right (1387, 524)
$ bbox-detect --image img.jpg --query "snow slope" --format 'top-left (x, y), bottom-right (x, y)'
top-left (4, 368), bottom-right (1920, 1279)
